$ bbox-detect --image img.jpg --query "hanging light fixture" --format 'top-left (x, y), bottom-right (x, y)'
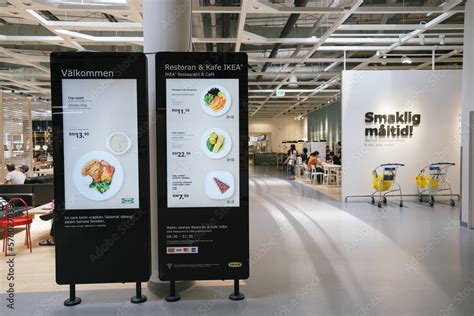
top-left (419, 34), bottom-right (425, 45)
top-left (401, 55), bottom-right (412, 64)
top-left (288, 75), bottom-right (298, 88)
top-left (439, 34), bottom-right (445, 45)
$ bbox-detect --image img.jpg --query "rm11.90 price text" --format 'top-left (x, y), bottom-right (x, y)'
top-left (171, 108), bottom-right (190, 115)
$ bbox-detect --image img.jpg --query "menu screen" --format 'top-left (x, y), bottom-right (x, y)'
top-left (157, 52), bottom-right (249, 282)
top-left (166, 79), bottom-right (240, 208)
top-left (62, 79), bottom-right (140, 210)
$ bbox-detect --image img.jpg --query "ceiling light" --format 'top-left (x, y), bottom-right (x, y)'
top-left (439, 34), bottom-right (445, 45)
top-left (419, 34), bottom-right (425, 45)
top-left (288, 75), bottom-right (298, 88)
top-left (401, 55), bottom-right (412, 64)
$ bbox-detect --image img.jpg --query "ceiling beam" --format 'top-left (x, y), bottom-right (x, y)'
top-left (235, 0), bottom-right (256, 52)
top-left (248, 57), bottom-right (463, 64)
top-left (273, 0), bottom-right (463, 118)
top-left (252, 0), bottom-right (365, 117)
top-left (338, 24), bottom-right (464, 31)
top-left (6, 0), bottom-right (85, 50)
top-left (193, 36), bottom-right (463, 45)
top-left (416, 49), bottom-right (462, 69)
top-left (192, 5), bottom-right (463, 15)
top-left (0, 47), bottom-right (49, 73)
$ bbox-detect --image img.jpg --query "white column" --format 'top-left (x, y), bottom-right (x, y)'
top-left (461, 0), bottom-right (474, 227)
top-left (143, 0), bottom-right (193, 288)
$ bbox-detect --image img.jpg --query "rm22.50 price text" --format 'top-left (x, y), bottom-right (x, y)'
top-left (172, 152), bottom-right (191, 158)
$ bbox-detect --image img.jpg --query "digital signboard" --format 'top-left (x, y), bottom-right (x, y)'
top-left (156, 52), bottom-right (249, 281)
top-left (51, 52), bottom-right (151, 285)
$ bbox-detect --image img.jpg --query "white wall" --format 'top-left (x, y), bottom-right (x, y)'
top-left (249, 117), bottom-right (307, 153)
top-left (342, 70), bottom-right (462, 199)
top-left (461, 0), bottom-right (474, 226)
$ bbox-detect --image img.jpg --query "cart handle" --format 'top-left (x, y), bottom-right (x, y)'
top-left (430, 162), bottom-right (455, 166)
top-left (380, 163), bottom-right (405, 167)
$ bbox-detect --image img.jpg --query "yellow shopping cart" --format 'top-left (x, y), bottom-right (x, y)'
top-left (416, 162), bottom-right (456, 207)
top-left (371, 163), bottom-right (405, 208)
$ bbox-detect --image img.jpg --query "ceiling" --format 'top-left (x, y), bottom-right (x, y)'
top-left (0, 0), bottom-right (465, 119)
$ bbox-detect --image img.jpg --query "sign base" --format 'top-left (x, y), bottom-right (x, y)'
top-left (165, 281), bottom-right (181, 302)
top-left (229, 279), bottom-right (245, 301)
top-left (131, 282), bottom-right (147, 304)
top-left (64, 284), bottom-right (82, 307)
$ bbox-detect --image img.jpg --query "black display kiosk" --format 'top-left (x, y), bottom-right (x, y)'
top-left (156, 52), bottom-right (249, 301)
top-left (51, 52), bottom-right (151, 306)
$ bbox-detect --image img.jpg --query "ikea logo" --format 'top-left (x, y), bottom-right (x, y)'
top-left (121, 198), bottom-right (134, 204)
top-left (228, 262), bottom-right (242, 268)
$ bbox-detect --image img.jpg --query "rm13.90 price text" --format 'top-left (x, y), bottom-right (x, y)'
top-left (69, 131), bottom-right (89, 139)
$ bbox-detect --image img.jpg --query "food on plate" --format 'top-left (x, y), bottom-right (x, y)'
top-left (207, 132), bottom-right (225, 153)
top-left (108, 132), bottom-right (131, 154)
top-left (81, 160), bottom-right (115, 194)
top-left (213, 177), bottom-right (230, 194)
top-left (203, 87), bottom-right (226, 112)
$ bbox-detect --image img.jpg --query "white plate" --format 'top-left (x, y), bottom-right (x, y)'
top-left (200, 85), bottom-right (232, 116)
top-left (201, 128), bottom-right (232, 160)
top-left (73, 151), bottom-right (124, 201)
top-left (205, 171), bottom-right (235, 200)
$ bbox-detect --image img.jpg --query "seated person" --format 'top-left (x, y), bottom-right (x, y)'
top-left (308, 151), bottom-right (324, 183)
top-left (19, 164), bottom-right (29, 175)
top-left (326, 152), bottom-right (334, 164)
top-left (332, 153), bottom-right (341, 165)
top-left (4, 163), bottom-right (26, 185)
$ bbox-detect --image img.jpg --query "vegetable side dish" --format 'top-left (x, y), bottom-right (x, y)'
top-left (204, 87), bottom-right (226, 112)
top-left (81, 160), bottom-right (115, 194)
top-left (207, 132), bottom-right (225, 153)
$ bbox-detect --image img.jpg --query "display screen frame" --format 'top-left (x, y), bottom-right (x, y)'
top-left (51, 52), bottom-right (151, 285)
top-left (156, 52), bottom-right (249, 281)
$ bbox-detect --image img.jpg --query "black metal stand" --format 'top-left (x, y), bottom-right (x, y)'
top-left (131, 282), bottom-right (147, 304)
top-left (229, 279), bottom-right (245, 301)
top-left (64, 284), bottom-right (82, 306)
top-left (165, 280), bottom-right (181, 302)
